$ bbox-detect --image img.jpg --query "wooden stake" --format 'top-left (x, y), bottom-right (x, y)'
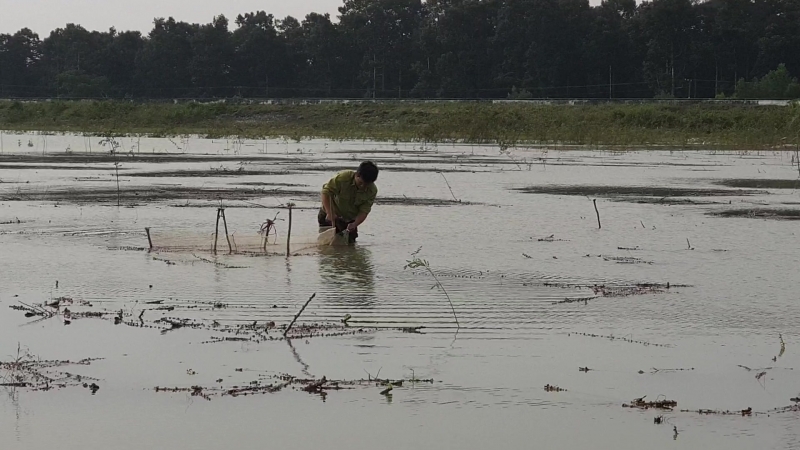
top-left (220, 209), bottom-right (232, 254)
top-left (286, 203), bottom-right (294, 257)
top-left (213, 209), bottom-right (221, 254)
top-left (593, 199), bottom-right (601, 229)
top-left (284, 293), bottom-right (316, 337)
top-left (145, 227), bottom-right (153, 251)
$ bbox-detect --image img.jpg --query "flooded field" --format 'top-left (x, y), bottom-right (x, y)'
top-left (1, 132), bottom-right (799, 450)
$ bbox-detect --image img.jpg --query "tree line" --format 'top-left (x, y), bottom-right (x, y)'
top-left (1, 0), bottom-right (798, 100)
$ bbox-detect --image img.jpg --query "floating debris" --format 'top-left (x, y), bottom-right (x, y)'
top-left (647, 367), bottom-right (695, 374)
top-left (544, 384), bottom-right (567, 392)
top-left (153, 373), bottom-right (433, 401)
top-left (569, 332), bottom-right (671, 348)
top-left (590, 283), bottom-right (675, 297)
top-left (400, 326), bottom-right (425, 334)
top-left (601, 256), bottom-right (653, 265)
top-left (0, 347), bottom-right (102, 393)
top-left (536, 234), bottom-right (569, 242)
top-left (680, 407), bottom-right (753, 416)
top-left (623, 396), bottom-right (677, 410)
top-left (552, 297), bottom-right (598, 305)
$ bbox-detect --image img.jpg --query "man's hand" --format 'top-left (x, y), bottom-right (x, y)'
top-left (346, 222), bottom-right (357, 233)
top-left (326, 213), bottom-right (337, 225)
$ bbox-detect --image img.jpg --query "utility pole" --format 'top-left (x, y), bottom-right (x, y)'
top-left (609, 65), bottom-right (612, 99)
top-left (373, 55), bottom-right (377, 99)
top-left (265, 75), bottom-right (269, 98)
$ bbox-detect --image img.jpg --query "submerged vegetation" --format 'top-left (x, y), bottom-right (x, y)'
top-left (2, 100), bottom-right (800, 149)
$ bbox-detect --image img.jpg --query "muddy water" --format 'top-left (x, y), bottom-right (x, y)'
top-left (1, 132), bottom-right (799, 450)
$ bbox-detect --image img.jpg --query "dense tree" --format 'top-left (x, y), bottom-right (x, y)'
top-left (135, 18), bottom-right (197, 97)
top-left (0, 28), bottom-right (42, 97)
top-left (0, 0), bottom-right (798, 99)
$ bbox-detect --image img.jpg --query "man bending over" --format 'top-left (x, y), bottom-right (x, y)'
top-left (318, 161), bottom-right (379, 243)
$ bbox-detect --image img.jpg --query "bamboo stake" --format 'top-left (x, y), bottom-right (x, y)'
top-left (220, 209), bottom-right (232, 254)
top-left (145, 227), bottom-right (153, 251)
top-left (286, 203), bottom-right (294, 257)
top-left (284, 293), bottom-right (316, 337)
top-left (213, 209), bottom-right (221, 254)
top-left (593, 199), bottom-right (601, 229)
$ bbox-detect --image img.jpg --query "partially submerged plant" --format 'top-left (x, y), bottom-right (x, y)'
top-left (404, 247), bottom-right (459, 328)
top-left (259, 212), bottom-right (280, 247)
top-left (99, 134), bottom-right (122, 207)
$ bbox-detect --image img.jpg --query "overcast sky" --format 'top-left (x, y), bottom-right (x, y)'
top-left (1, 0), bottom-right (605, 36)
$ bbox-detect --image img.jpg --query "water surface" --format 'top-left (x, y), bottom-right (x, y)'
top-left (1, 133), bottom-right (799, 449)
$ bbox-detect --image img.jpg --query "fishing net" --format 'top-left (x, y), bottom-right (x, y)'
top-left (148, 226), bottom-right (350, 255)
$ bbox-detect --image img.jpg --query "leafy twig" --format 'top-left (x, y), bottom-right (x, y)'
top-left (404, 248), bottom-right (459, 328)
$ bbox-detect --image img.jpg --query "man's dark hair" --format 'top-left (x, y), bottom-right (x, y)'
top-left (357, 161), bottom-right (379, 183)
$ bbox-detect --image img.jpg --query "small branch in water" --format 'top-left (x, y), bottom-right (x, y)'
top-left (284, 293), bottom-right (316, 337)
top-left (593, 199), bottom-right (601, 229)
top-left (686, 238), bottom-right (694, 250)
top-left (437, 172), bottom-right (460, 202)
top-left (405, 252), bottom-right (459, 328)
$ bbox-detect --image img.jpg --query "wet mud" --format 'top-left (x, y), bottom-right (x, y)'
top-left (0, 185), bottom-right (473, 207)
top-left (514, 185), bottom-right (764, 198)
top-left (710, 208), bottom-right (800, 220)
top-left (0, 186), bottom-right (316, 203)
top-left (715, 179), bottom-right (800, 189)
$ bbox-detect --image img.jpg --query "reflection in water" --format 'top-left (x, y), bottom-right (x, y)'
top-left (286, 339), bottom-right (312, 377)
top-left (317, 246), bottom-right (376, 306)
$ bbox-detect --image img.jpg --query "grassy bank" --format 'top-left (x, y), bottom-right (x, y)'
top-left (1, 100), bottom-right (799, 149)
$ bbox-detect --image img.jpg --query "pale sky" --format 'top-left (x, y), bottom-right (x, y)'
top-left (1, 0), bottom-right (605, 36)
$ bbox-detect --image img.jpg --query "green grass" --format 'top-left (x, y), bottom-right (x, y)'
top-left (1, 100), bottom-right (799, 149)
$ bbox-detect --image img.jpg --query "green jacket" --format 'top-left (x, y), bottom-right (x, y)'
top-left (321, 170), bottom-right (378, 220)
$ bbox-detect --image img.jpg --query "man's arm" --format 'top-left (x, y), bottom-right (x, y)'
top-left (321, 173), bottom-right (342, 222)
top-left (347, 212), bottom-right (369, 231)
top-left (321, 192), bottom-right (336, 223)
top-left (347, 187), bottom-right (376, 231)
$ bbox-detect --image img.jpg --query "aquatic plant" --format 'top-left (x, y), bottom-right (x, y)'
top-left (404, 247), bottom-right (459, 328)
top-left (98, 134), bottom-right (122, 206)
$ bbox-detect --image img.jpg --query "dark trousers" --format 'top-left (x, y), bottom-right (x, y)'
top-left (317, 208), bottom-right (358, 243)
